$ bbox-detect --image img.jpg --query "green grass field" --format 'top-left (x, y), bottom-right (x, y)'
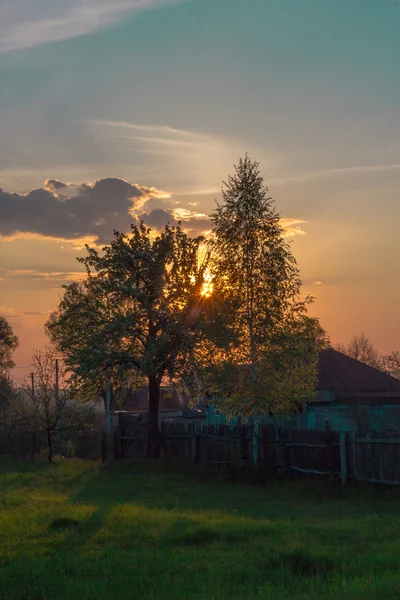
top-left (1, 459), bottom-right (400, 600)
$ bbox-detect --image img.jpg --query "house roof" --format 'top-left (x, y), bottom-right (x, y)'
top-left (123, 386), bottom-right (182, 412)
top-left (317, 349), bottom-right (400, 396)
top-left (122, 386), bottom-right (206, 414)
top-left (118, 349), bottom-right (400, 414)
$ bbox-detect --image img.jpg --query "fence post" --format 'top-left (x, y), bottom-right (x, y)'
top-left (113, 427), bottom-right (119, 459)
top-left (31, 432), bottom-right (36, 461)
top-left (191, 428), bottom-right (198, 462)
top-left (259, 425), bottom-right (264, 468)
top-left (325, 421), bottom-right (334, 486)
top-left (101, 431), bottom-right (107, 463)
top-left (279, 428), bottom-right (289, 476)
top-left (160, 421), bottom-right (164, 459)
top-left (351, 433), bottom-right (358, 482)
top-left (339, 432), bottom-right (347, 485)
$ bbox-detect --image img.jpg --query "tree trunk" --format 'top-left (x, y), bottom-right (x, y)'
top-left (147, 375), bottom-right (161, 458)
top-left (47, 430), bottom-right (53, 463)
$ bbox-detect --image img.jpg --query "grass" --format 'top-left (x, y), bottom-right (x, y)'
top-left (1, 459), bottom-right (400, 599)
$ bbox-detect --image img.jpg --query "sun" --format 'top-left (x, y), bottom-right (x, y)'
top-left (201, 269), bottom-right (213, 298)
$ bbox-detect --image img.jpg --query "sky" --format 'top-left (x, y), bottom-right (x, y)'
top-left (1, 0), bottom-right (399, 381)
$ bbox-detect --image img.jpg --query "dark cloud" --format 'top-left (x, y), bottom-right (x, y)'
top-left (140, 208), bottom-right (212, 238)
top-left (44, 179), bottom-right (67, 192)
top-left (141, 209), bottom-right (178, 229)
top-left (0, 177), bottom-right (169, 244)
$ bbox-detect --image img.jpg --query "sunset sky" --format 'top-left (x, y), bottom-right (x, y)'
top-left (1, 0), bottom-right (399, 381)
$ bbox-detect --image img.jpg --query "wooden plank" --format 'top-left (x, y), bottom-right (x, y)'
top-left (352, 439), bottom-right (400, 444)
top-left (340, 432), bottom-right (348, 485)
top-left (289, 466), bottom-right (341, 476)
top-left (286, 443), bottom-right (340, 449)
top-left (360, 478), bottom-right (400, 486)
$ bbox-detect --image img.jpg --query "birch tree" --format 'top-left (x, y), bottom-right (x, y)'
top-left (209, 155), bottom-right (321, 450)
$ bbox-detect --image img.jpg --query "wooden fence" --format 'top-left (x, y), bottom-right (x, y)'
top-left (114, 414), bottom-right (400, 486)
top-left (347, 431), bottom-right (400, 486)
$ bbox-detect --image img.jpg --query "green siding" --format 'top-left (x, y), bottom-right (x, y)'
top-left (207, 402), bottom-right (400, 432)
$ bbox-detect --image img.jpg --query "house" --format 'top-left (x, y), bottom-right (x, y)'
top-left (304, 348), bottom-right (400, 432)
top-left (207, 349), bottom-right (400, 433)
top-left (111, 385), bottom-right (206, 425)
top-left (111, 349), bottom-right (400, 433)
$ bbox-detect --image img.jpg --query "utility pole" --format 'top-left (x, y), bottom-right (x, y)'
top-left (30, 372), bottom-right (36, 461)
top-left (55, 358), bottom-right (61, 442)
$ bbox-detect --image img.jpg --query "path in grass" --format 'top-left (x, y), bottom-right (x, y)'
top-left (1, 459), bottom-right (400, 599)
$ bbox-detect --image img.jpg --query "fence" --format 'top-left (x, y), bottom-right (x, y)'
top-left (114, 414), bottom-right (400, 486)
top-left (348, 431), bottom-right (400, 486)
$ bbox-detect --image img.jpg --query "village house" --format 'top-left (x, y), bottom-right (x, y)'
top-left (112, 349), bottom-right (400, 433)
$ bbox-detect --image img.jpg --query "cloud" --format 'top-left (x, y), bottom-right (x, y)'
top-left (44, 179), bottom-right (67, 191)
top-left (0, 305), bottom-right (48, 326)
top-left (0, 0), bottom-right (185, 52)
top-left (89, 120), bottom-right (207, 140)
top-left (279, 218), bottom-right (307, 238)
top-left (140, 207), bottom-right (211, 237)
top-left (270, 163), bottom-right (400, 186)
top-left (0, 172), bottom-right (307, 248)
top-left (0, 269), bottom-right (84, 282)
top-left (88, 119), bottom-right (273, 197)
top-left (0, 269), bottom-right (86, 291)
top-left (0, 177), bottom-right (170, 244)
top-left (140, 209), bottom-right (307, 240)
top-left (141, 209), bottom-right (178, 229)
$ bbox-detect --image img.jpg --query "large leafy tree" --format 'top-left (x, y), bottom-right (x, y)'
top-left (46, 223), bottom-right (211, 457)
top-left (0, 316), bottom-right (19, 375)
top-left (0, 316), bottom-right (19, 411)
top-left (208, 155), bottom-right (322, 433)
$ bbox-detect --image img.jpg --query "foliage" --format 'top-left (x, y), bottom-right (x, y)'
top-left (46, 223), bottom-right (212, 455)
top-left (207, 155), bottom-right (323, 416)
top-left (0, 316), bottom-right (18, 375)
top-left (380, 351), bottom-right (400, 379)
top-left (46, 281), bottom-right (145, 408)
top-left (0, 373), bottom-right (15, 410)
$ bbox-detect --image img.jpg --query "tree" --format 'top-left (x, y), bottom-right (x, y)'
top-left (46, 223), bottom-right (211, 457)
top-left (0, 316), bottom-right (18, 375)
top-left (335, 334), bottom-right (382, 369)
top-left (208, 155), bottom-right (322, 432)
top-left (0, 317), bottom-right (18, 418)
top-left (21, 348), bottom-right (94, 462)
top-left (46, 281), bottom-right (145, 420)
top-left (381, 351), bottom-right (400, 379)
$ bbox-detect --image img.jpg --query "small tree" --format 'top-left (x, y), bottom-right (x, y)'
top-left (335, 334), bottom-right (382, 369)
top-left (23, 349), bottom-right (94, 462)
